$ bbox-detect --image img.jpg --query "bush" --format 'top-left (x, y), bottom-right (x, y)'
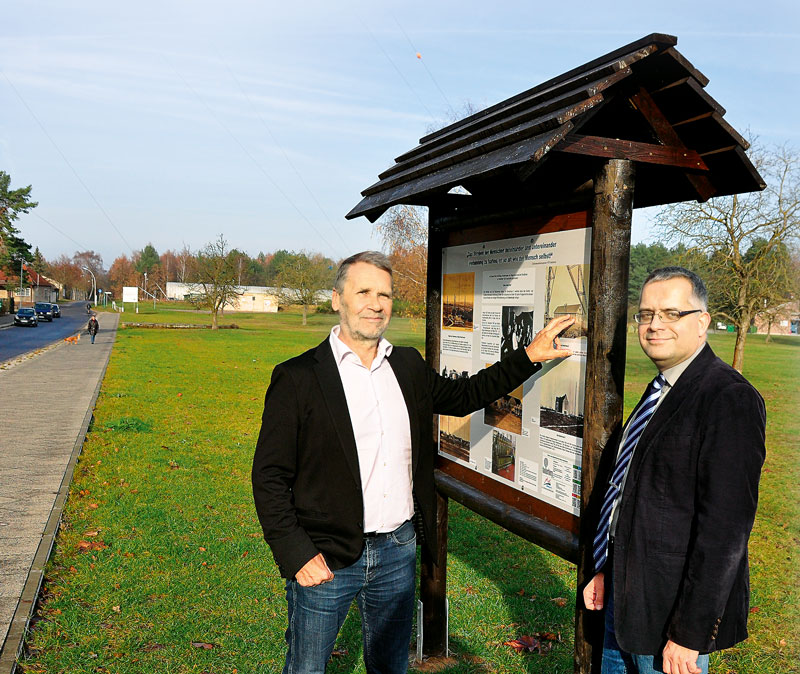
top-left (315, 300), bottom-right (336, 314)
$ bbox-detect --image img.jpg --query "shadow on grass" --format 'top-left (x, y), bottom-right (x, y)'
top-left (435, 502), bottom-right (575, 673)
top-left (312, 501), bottom-right (576, 674)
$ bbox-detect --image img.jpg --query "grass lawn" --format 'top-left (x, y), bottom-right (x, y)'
top-left (18, 312), bottom-right (798, 674)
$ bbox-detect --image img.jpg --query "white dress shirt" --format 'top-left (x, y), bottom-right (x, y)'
top-left (609, 341), bottom-right (707, 536)
top-left (329, 326), bottom-right (414, 533)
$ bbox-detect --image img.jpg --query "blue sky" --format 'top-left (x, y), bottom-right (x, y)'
top-left (2, 0), bottom-right (798, 266)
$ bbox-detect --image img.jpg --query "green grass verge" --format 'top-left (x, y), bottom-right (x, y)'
top-left (19, 318), bottom-right (798, 673)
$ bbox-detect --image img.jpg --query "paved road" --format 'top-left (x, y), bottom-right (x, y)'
top-left (0, 312), bottom-right (119, 670)
top-left (0, 303), bottom-right (98, 363)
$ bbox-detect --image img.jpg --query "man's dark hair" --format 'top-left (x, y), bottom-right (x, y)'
top-left (641, 266), bottom-right (708, 310)
top-left (334, 251), bottom-right (393, 293)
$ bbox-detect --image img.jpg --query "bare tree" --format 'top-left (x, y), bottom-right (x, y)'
top-left (656, 144), bottom-right (800, 371)
top-left (189, 235), bottom-right (243, 330)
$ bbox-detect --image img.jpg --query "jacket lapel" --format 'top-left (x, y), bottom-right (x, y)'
top-left (312, 339), bottom-right (362, 489)
top-left (388, 350), bottom-right (421, 475)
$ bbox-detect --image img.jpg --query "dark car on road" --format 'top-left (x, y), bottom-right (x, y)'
top-left (14, 308), bottom-right (38, 327)
top-left (51, 303), bottom-right (61, 318)
top-left (34, 302), bottom-right (55, 322)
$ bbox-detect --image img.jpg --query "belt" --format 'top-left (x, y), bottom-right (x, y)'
top-left (364, 520), bottom-right (410, 539)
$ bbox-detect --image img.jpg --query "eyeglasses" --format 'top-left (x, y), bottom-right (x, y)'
top-left (634, 309), bottom-right (702, 325)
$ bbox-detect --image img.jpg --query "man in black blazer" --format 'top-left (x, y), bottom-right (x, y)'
top-left (253, 251), bottom-right (575, 673)
top-left (583, 267), bottom-right (765, 674)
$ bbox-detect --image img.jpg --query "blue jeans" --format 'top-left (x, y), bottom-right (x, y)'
top-left (283, 519), bottom-right (417, 674)
top-left (602, 567), bottom-right (709, 674)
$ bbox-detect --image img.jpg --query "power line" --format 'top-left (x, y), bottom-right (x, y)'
top-left (1, 70), bottom-right (135, 254)
top-left (360, 20), bottom-right (436, 120)
top-left (217, 55), bottom-right (351, 253)
top-left (162, 57), bottom-right (346, 259)
top-left (392, 15), bottom-right (453, 112)
top-left (32, 212), bottom-right (90, 252)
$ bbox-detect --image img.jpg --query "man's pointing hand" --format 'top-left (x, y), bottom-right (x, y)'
top-left (525, 314), bottom-right (575, 363)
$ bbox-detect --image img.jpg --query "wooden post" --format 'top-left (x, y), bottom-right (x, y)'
top-left (575, 159), bottom-right (635, 673)
top-left (420, 219), bottom-right (449, 657)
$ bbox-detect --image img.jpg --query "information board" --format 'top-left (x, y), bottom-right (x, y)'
top-left (438, 227), bottom-right (591, 516)
top-left (122, 286), bottom-right (138, 303)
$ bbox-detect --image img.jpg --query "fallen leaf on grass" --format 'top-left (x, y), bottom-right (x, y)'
top-left (84, 530), bottom-right (100, 537)
top-left (112, 605), bottom-right (121, 613)
top-left (463, 585), bottom-right (478, 595)
top-left (750, 606), bottom-right (760, 613)
top-left (140, 643), bottom-right (166, 652)
top-left (504, 635), bottom-right (553, 654)
top-left (88, 503), bottom-right (99, 509)
top-left (191, 641), bottom-right (216, 650)
top-left (550, 597), bottom-right (568, 607)
top-left (77, 540), bottom-right (108, 552)
top-left (330, 647), bottom-right (348, 658)
top-left (779, 639), bottom-right (787, 647)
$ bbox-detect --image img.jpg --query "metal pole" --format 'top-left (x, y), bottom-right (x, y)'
top-left (82, 266), bottom-right (97, 306)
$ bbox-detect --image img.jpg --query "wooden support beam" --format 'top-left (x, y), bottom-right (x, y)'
top-left (557, 134), bottom-right (708, 170)
top-left (420, 221), bottom-right (449, 658)
top-left (576, 159), bottom-right (636, 674)
top-left (629, 86), bottom-right (716, 201)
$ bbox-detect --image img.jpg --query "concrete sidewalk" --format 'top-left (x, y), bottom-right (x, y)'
top-left (0, 312), bottom-right (119, 672)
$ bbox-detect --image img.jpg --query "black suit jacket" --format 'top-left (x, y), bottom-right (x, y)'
top-left (252, 337), bottom-right (541, 579)
top-left (584, 343), bottom-right (765, 654)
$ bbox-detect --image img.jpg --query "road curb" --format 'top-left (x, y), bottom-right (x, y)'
top-left (0, 325), bottom-right (116, 674)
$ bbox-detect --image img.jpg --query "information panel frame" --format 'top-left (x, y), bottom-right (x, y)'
top-left (433, 210), bottom-right (592, 538)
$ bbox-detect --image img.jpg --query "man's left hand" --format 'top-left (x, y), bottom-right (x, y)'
top-left (525, 315), bottom-right (575, 363)
top-left (662, 639), bottom-right (702, 674)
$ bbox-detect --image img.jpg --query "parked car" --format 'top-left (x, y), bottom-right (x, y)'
top-left (34, 302), bottom-right (54, 322)
top-left (14, 307), bottom-right (38, 327)
top-left (51, 303), bottom-right (61, 318)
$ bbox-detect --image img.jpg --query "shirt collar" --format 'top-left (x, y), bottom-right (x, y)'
top-left (329, 325), bottom-right (393, 368)
top-left (661, 341), bottom-right (706, 388)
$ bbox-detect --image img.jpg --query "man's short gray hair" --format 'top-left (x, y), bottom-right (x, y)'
top-left (334, 251), bottom-right (393, 293)
top-left (641, 266), bottom-right (708, 310)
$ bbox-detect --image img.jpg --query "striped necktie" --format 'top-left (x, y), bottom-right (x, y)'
top-left (592, 373), bottom-right (666, 573)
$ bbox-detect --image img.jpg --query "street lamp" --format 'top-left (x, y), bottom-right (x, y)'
top-left (82, 266), bottom-right (97, 306)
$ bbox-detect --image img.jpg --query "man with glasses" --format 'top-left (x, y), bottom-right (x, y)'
top-left (582, 267), bottom-right (765, 674)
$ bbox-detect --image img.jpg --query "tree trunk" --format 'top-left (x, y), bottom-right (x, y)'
top-left (732, 310), bottom-right (751, 372)
top-left (212, 306), bottom-right (219, 330)
top-left (302, 304), bottom-right (308, 326)
top-left (765, 316), bottom-right (773, 344)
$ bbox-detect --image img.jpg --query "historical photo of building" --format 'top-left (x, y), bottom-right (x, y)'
top-left (491, 429), bottom-right (516, 482)
top-left (484, 383), bottom-right (523, 435)
top-left (539, 357), bottom-right (585, 438)
top-left (543, 264), bottom-right (588, 339)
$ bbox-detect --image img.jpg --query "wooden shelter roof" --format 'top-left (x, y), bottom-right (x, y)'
top-left (347, 33), bottom-right (765, 223)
